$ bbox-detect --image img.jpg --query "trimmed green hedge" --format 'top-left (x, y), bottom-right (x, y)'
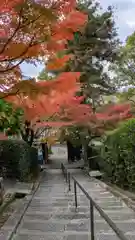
top-left (0, 140), bottom-right (38, 181)
top-left (100, 119), bottom-right (135, 190)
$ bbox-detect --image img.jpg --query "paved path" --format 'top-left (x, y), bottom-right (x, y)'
top-left (7, 170), bottom-right (135, 240)
top-left (46, 144), bottom-right (84, 169)
top-left (1, 145), bottom-right (135, 239)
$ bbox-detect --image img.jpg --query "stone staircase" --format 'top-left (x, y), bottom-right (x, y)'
top-left (1, 169), bottom-right (135, 239)
top-left (69, 172), bottom-right (135, 240)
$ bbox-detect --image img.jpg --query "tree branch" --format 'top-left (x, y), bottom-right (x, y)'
top-left (127, 97), bottom-right (135, 105)
top-left (0, 0), bottom-right (43, 57)
top-left (0, 7), bottom-right (24, 55)
top-left (0, 41), bottom-right (37, 63)
top-left (0, 89), bottom-right (20, 99)
top-left (34, 127), bottom-right (50, 139)
top-left (0, 35), bottom-right (36, 73)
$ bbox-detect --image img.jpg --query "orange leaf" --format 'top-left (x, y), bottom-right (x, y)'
top-left (47, 55), bottom-right (72, 70)
top-left (47, 41), bottom-right (66, 52)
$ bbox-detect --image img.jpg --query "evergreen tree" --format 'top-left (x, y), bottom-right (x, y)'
top-left (63, 0), bottom-right (120, 166)
top-left (66, 0), bottom-right (119, 108)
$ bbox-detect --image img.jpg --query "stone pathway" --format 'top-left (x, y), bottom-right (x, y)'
top-left (69, 173), bottom-right (135, 240)
top-left (6, 170), bottom-right (135, 240)
top-left (1, 170), bottom-right (135, 240)
top-left (1, 145), bottom-right (135, 239)
top-left (46, 144), bottom-right (84, 169)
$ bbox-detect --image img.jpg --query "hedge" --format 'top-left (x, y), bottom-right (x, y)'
top-left (100, 119), bottom-right (135, 190)
top-left (0, 140), bottom-right (38, 181)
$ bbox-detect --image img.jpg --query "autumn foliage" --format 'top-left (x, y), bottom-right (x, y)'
top-left (0, 0), bottom-right (88, 119)
top-left (0, 0), bottom-right (87, 86)
top-left (0, 0), bottom-right (133, 135)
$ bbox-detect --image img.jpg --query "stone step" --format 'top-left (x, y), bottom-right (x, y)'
top-left (10, 232), bottom-right (119, 240)
top-left (14, 231), bottom-right (135, 240)
top-left (21, 207), bottom-right (135, 222)
top-left (16, 217), bottom-right (135, 236)
top-left (31, 198), bottom-right (73, 204)
top-left (72, 200), bottom-right (124, 207)
top-left (13, 232), bottom-right (135, 240)
top-left (68, 175), bottom-right (135, 239)
top-left (1, 168), bottom-right (135, 240)
top-left (52, 211), bottom-right (135, 221)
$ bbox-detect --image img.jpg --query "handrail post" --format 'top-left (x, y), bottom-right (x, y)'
top-left (65, 169), bottom-right (68, 182)
top-left (68, 172), bottom-right (71, 191)
top-left (74, 181), bottom-right (77, 208)
top-left (90, 199), bottom-right (94, 240)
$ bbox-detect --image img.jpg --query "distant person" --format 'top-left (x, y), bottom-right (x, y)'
top-left (74, 144), bottom-right (82, 161)
top-left (41, 142), bottom-right (48, 164)
top-left (66, 140), bottom-right (75, 163)
top-left (38, 145), bottom-right (43, 165)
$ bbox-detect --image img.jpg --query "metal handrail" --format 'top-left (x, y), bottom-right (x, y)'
top-left (61, 163), bottom-right (71, 191)
top-left (61, 163), bottom-right (68, 182)
top-left (61, 163), bottom-right (128, 240)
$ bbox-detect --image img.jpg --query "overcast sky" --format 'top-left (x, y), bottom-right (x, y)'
top-left (20, 0), bottom-right (135, 78)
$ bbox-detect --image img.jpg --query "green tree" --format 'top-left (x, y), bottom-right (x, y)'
top-left (110, 30), bottom-right (135, 89)
top-left (0, 100), bottom-right (23, 136)
top-left (38, 69), bottom-right (54, 81)
top-left (65, 0), bottom-right (119, 108)
top-left (0, 100), bottom-right (43, 146)
top-left (108, 30), bottom-right (135, 105)
top-left (60, 0), bottom-right (120, 167)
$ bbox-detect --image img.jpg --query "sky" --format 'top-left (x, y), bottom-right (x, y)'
top-left (20, 0), bottom-right (135, 79)
top-left (100, 0), bottom-right (135, 40)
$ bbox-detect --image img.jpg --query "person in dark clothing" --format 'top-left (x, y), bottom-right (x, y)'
top-left (67, 140), bottom-right (75, 163)
top-left (74, 145), bottom-right (82, 161)
top-left (41, 142), bottom-right (48, 164)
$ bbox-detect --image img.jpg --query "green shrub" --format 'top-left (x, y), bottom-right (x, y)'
top-left (100, 119), bottom-right (135, 190)
top-left (0, 140), bottom-right (38, 181)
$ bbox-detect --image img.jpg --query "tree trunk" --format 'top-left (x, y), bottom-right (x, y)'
top-left (21, 121), bottom-right (34, 146)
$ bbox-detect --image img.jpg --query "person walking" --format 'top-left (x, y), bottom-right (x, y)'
top-left (38, 145), bottom-right (43, 165)
top-left (41, 142), bottom-right (48, 164)
top-left (74, 144), bottom-right (82, 161)
top-left (67, 140), bottom-right (75, 163)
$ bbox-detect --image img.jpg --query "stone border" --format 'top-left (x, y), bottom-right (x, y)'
top-left (0, 171), bottom-right (44, 240)
top-left (0, 193), bottom-right (15, 215)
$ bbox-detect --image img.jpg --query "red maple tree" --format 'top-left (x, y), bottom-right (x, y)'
top-left (0, 0), bottom-right (87, 90)
top-left (0, 0), bottom-right (133, 139)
